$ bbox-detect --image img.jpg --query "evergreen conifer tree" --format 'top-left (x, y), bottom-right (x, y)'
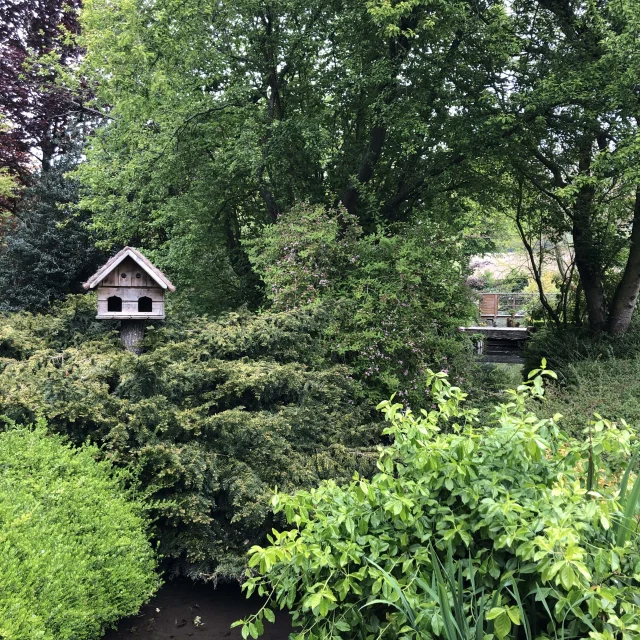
top-left (0, 145), bottom-right (103, 312)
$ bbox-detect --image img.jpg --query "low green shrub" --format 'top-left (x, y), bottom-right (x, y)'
top-left (237, 366), bottom-right (640, 640)
top-left (524, 323), bottom-right (640, 381)
top-left (539, 358), bottom-right (640, 437)
top-left (0, 424), bottom-right (158, 640)
top-left (463, 362), bottom-right (524, 412)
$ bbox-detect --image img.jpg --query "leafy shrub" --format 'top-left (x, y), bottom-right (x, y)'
top-left (539, 358), bottom-right (640, 437)
top-left (237, 366), bottom-right (640, 640)
top-left (0, 424), bottom-right (158, 640)
top-left (248, 202), bottom-right (476, 406)
top-left (0, 296), bottom-right (380, 579)
top-left (462, 362), bottom-right (524, 412)
top-left (524, 322), bottom-right (640, 381)
top-left (247, 203), bottom-right (362, 311)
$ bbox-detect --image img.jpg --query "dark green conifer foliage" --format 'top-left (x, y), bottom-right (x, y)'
top-left (0, 296), bottom-right (380, 579)
top-left (0, 148), bottom-right (103, 313)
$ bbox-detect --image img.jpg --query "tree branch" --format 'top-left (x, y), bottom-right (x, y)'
top-left (532, 148), bottom-right (567, 188)
top-left (515, 179), bottom-right (561, 325)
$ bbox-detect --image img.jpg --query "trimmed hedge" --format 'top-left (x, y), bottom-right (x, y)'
top-left (0, 424), bottom-right (159, 640)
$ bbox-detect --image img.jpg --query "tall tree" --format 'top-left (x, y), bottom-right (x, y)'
top-left (372, 0), bottom-right (640, 334)
top-left (500, 0), bottom-right (640, 334)
top-left (0, 143), bottom-right (103, 313)
top-left (76, 0), bottom-right (505, 313)
top-left (0, 0), bottom-right (85, 184)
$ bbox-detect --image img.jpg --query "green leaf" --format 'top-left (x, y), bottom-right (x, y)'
top-left (263, 608), bottom-right (275, 623)
top-left (486, 607), bottom-right (505, 621)
top-left (494, 612), bottom-right (511, 640)
top-left (506, 606), bottom-right (521, 625)
top-left (560, 564), bottom-right (575, 590)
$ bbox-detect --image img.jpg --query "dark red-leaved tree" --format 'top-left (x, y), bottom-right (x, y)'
top-left (0, 0), bottom-right (84, 189)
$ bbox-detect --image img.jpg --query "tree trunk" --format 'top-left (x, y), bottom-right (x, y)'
top-left (341, 124), bottom-right (386, 220)
top-left (573, 233), bottom-right (608, 331)
top-left (608, 189), bottom-right (640, 335)
top-left (571, 179), bottom-right (608, 331)
top-left (120, 320), bottom-right (145, 355)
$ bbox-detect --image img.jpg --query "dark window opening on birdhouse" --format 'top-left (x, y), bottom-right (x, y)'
top-left (136, 273), bottom-right (142, 279)
top-left (138, 296), bottom-right (153, 312)
top-left (107, 296), bottom-right (122, 312)
top-left (121, 273), bottom-right (127, 279)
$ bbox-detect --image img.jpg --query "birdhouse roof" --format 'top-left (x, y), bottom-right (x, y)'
top-left (83, 247), bottom-right (176, 292)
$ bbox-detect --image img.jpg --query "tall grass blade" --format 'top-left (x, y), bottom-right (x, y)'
top-left (507, 581), bottom-right (531, 640)
top-left (615, 467), bottom-right (640, 547)
top-left (430, 546), bottom-right (462, 640)
top-left (586, 447), bottom-right (595, 494)
top-left (618, 448), bottom-right (640, 504)
top-left (475, 594), bottom-right (485, 640)
top-left (363, 557), bottom-right (417, 629)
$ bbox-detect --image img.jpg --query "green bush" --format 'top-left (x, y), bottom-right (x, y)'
top-left (237, 366), bottom-right (640, 640)
top-left (524, 323), bottom-right (640, 381)
top-left (539, 358), bottom-right (640, 437)
top-left (0, 296), bottom-right (380, 579)
top-left (463, 362), bottom-right (524, 412)
top-left (248, 202), bottom-right (476, 407)
top-left (0, 424), bottom-right (158, 640)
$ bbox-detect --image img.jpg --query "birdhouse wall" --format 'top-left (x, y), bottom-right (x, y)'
top-left (96, 286), bottom-right (165, 319)
top-left (98, 257), bottom-right (159, 288)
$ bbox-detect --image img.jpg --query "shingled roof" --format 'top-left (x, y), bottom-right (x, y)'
top-left (83, 247), bottom-right (176, 292)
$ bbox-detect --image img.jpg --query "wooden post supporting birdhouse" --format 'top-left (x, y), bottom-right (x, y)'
top-left (83, 247), bottom-right (176, 353)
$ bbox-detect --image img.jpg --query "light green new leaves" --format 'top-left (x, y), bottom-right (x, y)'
top-left (236, 367), bottom-right (640, 640)
top-left (0, 424), bottom-right (159, 640)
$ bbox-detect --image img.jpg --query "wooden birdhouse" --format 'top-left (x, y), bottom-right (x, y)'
top-left (83, 247), bottom-right (175, 320)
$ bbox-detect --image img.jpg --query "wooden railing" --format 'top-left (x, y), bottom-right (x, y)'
top-left (478, 292), bottom-right (557, 326)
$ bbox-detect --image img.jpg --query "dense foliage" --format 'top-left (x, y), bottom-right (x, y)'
top-left (524, 323), bottom-right (640, 380)
top-left (501, 0), bottom-right (640, 334)
top-left (540, 358), bottom-right (640, 439)
top-left (237, 367), bottom-right (640, 640)
top-left (0, 146), bottom-right (104, 312)
top-left (74, 0), bottom-right (498, 314)
top-left (0, 296), bottom-right (380, 578)
top-left (378, 0), bottom-right (640, 334)
top-left (0, 0), bottom-right (84, 182)
top-left (70, 0), bottom-right (640, 334)
top-left (0, 424), bottom-right (158, 640)
top-left (249, 202), bottom-right (475, 406)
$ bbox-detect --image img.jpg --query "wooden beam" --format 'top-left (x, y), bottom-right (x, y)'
top-left (459, 326), bottom-right (532, 341)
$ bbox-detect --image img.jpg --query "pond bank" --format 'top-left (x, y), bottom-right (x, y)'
top-left (103, 578), bottom-right (292, 639)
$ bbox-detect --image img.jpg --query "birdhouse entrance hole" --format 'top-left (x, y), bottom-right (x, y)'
top-left (138, 296), bottom-right (152, 312)
top-left (107, 296), bottom-right (123, 312)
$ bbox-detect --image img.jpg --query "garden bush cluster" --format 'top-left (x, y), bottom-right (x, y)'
top-left (238, 366), bottom-right (640, 640)
top-left (537, 358), bottom-right (640, 438)
top-left (0, 425), bottom-right (158, 639)
top-left (0, 295), bottom-right (380, 579)
top-left (524, 323), bottom-right (640, 381)
top-left (249, 202), bottom-right (475, 407)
